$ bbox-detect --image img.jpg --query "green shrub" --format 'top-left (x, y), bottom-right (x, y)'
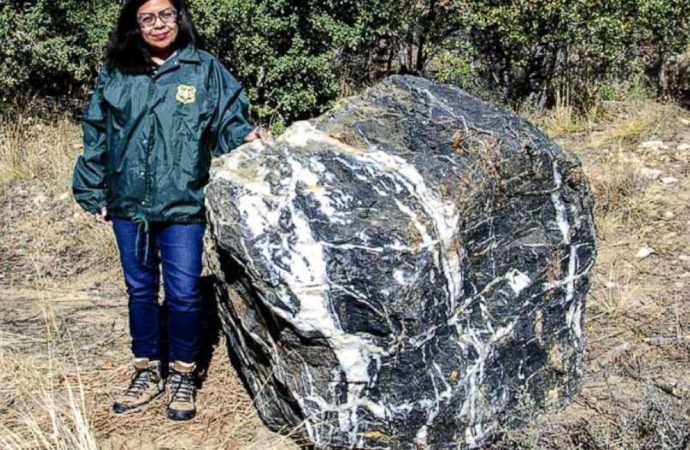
top-left (191, 0), bottom-right (340, 125)
top-left (458, 0), bottom-right (690, 109)
top-left (0, 0), bottom-right (118, 100)
top-left (1, 0), bottom-right (689, 120)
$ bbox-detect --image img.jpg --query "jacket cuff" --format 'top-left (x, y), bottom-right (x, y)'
top-left (72, 191), bottom-right (106, 215)
top-left (234, 123), bottom-right (256, 147)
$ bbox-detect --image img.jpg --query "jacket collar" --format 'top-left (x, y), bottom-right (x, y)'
top-left (152, 44), bottom-right (200, 79)
top-left (177, 45), bottom-right (201, 64)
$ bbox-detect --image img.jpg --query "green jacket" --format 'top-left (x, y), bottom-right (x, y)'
top-left (71, 45), bottom-right (254, 225)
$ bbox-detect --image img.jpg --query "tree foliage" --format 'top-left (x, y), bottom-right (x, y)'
top-left (0, 0), bottom-right (688, 121)
top-left (458, 0), bottom-right (690, 108)
top-left (0, 0), bottom-right (118, 99)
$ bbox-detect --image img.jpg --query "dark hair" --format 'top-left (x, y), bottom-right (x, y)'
top-left (105, 0), bottom-right (198, 74)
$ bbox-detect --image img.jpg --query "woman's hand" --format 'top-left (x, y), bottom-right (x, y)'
top-left (245, 125), bottom-right (273, 143)
top-left (95, 206), bottom-right (111, 224)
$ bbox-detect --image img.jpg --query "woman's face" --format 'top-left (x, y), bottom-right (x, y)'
top-left (137, 0), bottom-right (179, 54)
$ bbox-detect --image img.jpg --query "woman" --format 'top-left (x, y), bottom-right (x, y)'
top-left (71, 0), bottom-right (269, 421)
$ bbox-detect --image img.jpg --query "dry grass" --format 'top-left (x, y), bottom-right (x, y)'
top-left (0, 294), bottom-right (99, 450)
top-left (0, 113), bottom-right (80, 184)
top-left (533, 96), bottom-right (668, 146)
top-left (0, 349), bottom-right (99, 449)
top-left (529, 94), bottom-right (597, 138)
top-left (589, 107), bottom-right (664, 147)
top-left (589, 267), bottom-right (643, 318)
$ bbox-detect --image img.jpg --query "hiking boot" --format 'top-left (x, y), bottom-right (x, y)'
top-left (166, 360), bottom-right (197, 421)
top-left (112, 358), bottom-right (164, 414)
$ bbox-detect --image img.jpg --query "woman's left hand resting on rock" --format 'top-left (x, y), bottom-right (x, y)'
top-left (245, 125), bottom-right (273, 143)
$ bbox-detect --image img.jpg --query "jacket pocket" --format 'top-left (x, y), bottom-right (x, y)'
top-left (172, 98), bottom-right (206, 149)
top-left (172, 91), bottom-right (210, 171)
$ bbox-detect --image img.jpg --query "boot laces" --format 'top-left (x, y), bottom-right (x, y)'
top-left (169, 370), bottom-right (195, 403)
top-left (125, 369), bottom-right (157, 398)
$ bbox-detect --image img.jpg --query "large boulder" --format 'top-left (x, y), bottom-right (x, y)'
top-left (204, 75), bottom-right (597, 449)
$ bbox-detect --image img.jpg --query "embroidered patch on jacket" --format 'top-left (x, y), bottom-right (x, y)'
top-left (176, 84), bottom-right (196, 104)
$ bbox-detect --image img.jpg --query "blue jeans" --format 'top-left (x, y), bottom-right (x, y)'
top-left (112, 218), bottom-right (206, 363)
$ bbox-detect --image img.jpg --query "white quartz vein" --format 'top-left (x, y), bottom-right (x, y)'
top-left (214, 128), bottom-right (388, 444)
top-left (548, 160), bottom-right (582, 344)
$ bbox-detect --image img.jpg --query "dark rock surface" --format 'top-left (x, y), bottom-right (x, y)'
top-left (204, 75), bottom-right (597, 449)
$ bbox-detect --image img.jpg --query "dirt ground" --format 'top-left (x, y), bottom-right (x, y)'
top-left (0, 101), bottom-right (688, 449)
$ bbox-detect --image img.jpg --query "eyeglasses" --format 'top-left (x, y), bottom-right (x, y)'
top-left (137, 7), bottom-right (178, 29)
